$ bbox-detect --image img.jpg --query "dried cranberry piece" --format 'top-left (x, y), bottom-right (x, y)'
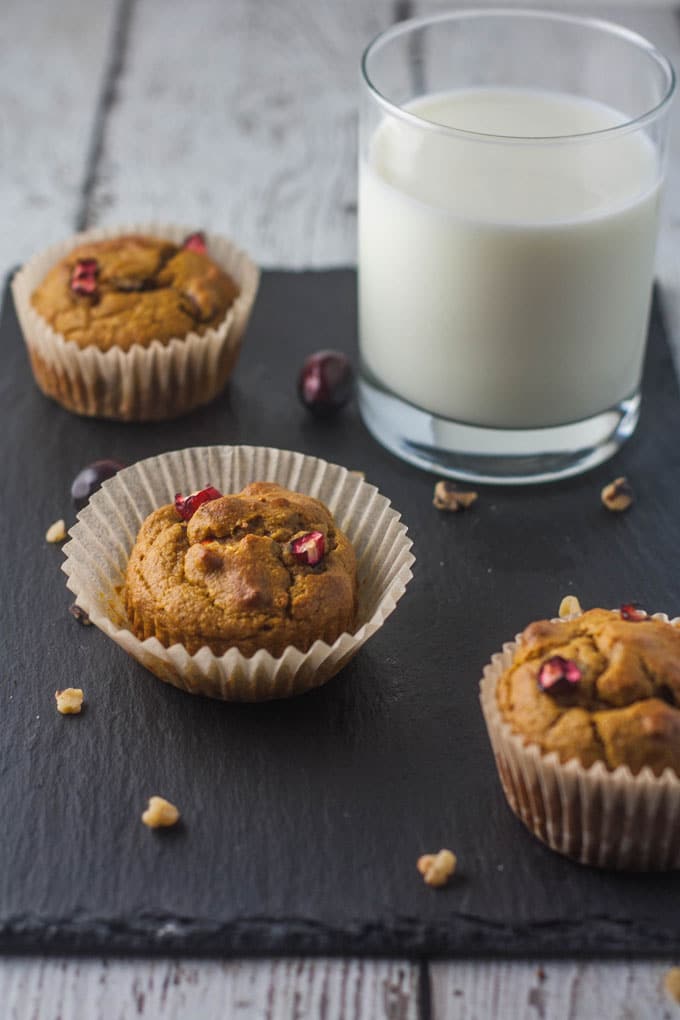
top-left (174, 485), bottom-right (222, 521)
top-left (290, 530), bottom-right (325, 566)
top-left (537, 656), bottom-right (582, 693)
top-left (297, 350), bottom-right (354, 417)
top-left (182, 232), bottom-right (207, 255)
top-left (70, 258), bottom-right (99, 297)
top-left (620, 603), bottom-right (648, 622)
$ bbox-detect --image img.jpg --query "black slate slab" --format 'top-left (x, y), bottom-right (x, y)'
top-left (2, 270), bottom-right (680, 958)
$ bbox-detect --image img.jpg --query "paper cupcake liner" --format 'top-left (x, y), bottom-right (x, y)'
top-left (480, 616), bottom-right (680, 870)
top-left (62, 445), bottom-right (415, 702)
top-left (12, 223), bottom-right (260, 421)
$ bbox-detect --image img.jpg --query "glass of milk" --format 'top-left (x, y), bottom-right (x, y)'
top-left (358, 11), bottom-right (675, 483)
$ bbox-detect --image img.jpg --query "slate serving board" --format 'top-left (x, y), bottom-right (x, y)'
top-left (2, 270), bottom-right (680, 958)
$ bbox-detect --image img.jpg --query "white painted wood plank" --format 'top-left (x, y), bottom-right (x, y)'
top-left (1, 957), bottom-right (419, 1020)
top-left (88, 0), bottom-right (397, 267)
top-left (0, 0), bottom-right (118, 272)
top-left (430, 959), bottom-right (679, 1019)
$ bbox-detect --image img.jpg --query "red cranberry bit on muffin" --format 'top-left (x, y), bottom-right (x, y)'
top-left (182, 231), bottom-right (208, 254)
top-left (174, 485), bottom-right (222, 522)
top-left (537, 655), bottom-right (582, 693)
top-left (290, 530), bottom-right (325, 566)
top-left (70, 258), bottom-right (99, 297)
top-left (620, 603), bottom-right (648, 622)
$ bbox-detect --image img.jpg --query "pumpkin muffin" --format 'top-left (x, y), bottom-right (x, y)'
top-left (12, 226), bottom-right (259, 421)
top-left (480, 605), bottom-right (680, 869)
top-left (31, 233), bottom-right (239, 352)
top-left (125, 482), bottom-right (358, 657)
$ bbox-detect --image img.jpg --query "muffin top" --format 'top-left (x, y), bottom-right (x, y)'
top-left (125, 482), bottom-right (357, 658)
top-left (496, 608), bottom-right (680, 776)
top-left (31, 233), bottom-right (239, 351)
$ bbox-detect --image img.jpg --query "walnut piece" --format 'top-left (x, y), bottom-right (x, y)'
top-left (142, 796), bottom-right (180, 829)
top-left (664, 967), bottom-right (680, 1003)
top-left (433, 481), bottom-right (478, 513)
top-left (55, 688), bottom-right (84, 714)
top-left (558, 595), bottom-right (583, 619)
top-left (601, 476), bottom-right (633, 512)
top-left (417, 848), bottom-right (457, 887)
top-left (46, 519), bottom-right (67, 543)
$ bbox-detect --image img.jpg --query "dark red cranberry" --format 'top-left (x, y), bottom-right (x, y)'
top-left (537, 656), bottom-right (582, 693)
top-left (297, 350), bottom-right (353, 417)
top-left (71, 459), bottom-right (126, 511)
top-left (290, 531), bottom-right (325, 566)
top-left (70, 258), bottom-right (99, 297)
top-left (182, 232), bottom-right (207, 255)
top-left (620, 603), bottom-right (648, 622)
top-left (174, 485), bottom-right (222, 521)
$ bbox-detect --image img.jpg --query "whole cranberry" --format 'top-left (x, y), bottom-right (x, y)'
top-left (71, 459), bottom-right (126, 511)
top-left (297, 350), bottom-right (353, 417)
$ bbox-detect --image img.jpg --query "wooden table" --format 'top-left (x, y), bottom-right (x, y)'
top-left (3, 1), bottom-right (680, 1016)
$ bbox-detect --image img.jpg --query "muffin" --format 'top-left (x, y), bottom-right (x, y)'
top-left (125, 482), bottom-right (358, 657)
top-left (480, 605), bottom-right (680, 869)
top-left (63, 445), bottom-right (414, 702)
top-left (12, 225), bottom-right (259, 421)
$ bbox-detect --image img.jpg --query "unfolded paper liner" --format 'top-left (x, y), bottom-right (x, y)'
top-left (11, 222), bottom-right (260, 421)
top-left (479, 615), bottom-right (680, 871)
top-left (62, 445), bottom-right (415, 702)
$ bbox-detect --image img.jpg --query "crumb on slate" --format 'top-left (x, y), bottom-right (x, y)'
top-left (417, 848), bottom-right (457, 887)
top-left (55, 688), bottom-right (84, 714)
top-left (601, 476), bottom-right (634, 512)
top-left (142, 796), bottom-right (180, 829)
top-left (46, 519), bottom-right (67, 543)
top-left (433, 480), bottom-right (478, 512)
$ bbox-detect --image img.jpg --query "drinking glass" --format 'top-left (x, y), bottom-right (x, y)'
top-left (358, 10), bottom-right (675, 483)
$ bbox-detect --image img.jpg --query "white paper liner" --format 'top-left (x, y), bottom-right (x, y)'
top-left (480, 614), bottom-right (680, 870)
top-left (62, 445), bottom-right (415, 702)
top-left (11, 223), bottom-right (260, 421)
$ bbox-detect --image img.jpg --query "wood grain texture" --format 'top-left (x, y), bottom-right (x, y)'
top-left (0, 0), bottom-right (119, 270)
top-left (429, 959), bottom-right (680, 1019)
top-left (85, 0), bottom-right (394, 266)
top-left (1, 958), bottom-right (419, 1019)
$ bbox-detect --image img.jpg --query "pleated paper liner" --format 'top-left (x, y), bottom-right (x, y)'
top-left (11, 223), bottom-right (260, 421)
top-left (480, 616), bottom-right (680, 871)
top-left (62, 445), bottom-right (415, 702)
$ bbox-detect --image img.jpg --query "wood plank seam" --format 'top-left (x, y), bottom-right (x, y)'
top-left (75, 0), bottom-right (137, 231)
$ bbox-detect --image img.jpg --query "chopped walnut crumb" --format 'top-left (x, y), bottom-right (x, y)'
top-left (45, 519), bottom-right (67, 543)
top-left (601, 476), bottom-right (633, 512)
top-left (664, 967), bottom-right (680, 1004)
top-left (559, 595), bottom-right (583, 619)
top-left (55, 688), bottom-right (84, 714)
top-left (417, 848), bottom-right (457, 887)
top-left (433, 481), bottom-right (478, 513)
top-left (142, 796), bottom-right (180, 829)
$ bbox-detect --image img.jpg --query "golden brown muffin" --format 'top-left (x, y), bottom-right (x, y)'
top-left (125, 482), bottom-right (357, 657)
top-left (30, 233), bottom-right (239, 352)
top-left (496, 607), bottom-right (680, 777)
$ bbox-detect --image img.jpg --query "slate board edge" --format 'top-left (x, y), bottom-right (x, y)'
top-left (1, 913), bottom-right (679, 959)
top-left (4, 271), bottom-right (680, 961)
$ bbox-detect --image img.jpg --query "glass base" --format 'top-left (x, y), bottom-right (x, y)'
top-left (358, 374), bottom-right (640, 485)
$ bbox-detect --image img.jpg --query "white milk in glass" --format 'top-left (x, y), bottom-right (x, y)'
top-left (358, 88), bottom-right (661, 429)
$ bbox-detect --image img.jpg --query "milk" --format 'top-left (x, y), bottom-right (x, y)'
top-left (358, 89), bottom-right (661, 429)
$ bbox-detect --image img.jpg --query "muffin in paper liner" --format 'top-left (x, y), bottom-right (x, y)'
top-left (11, 223), bottom-right (259, 422)
top-left (479, 615), bottom-right (680, 871)
top-left (62, 445), bottom-right (415, 702)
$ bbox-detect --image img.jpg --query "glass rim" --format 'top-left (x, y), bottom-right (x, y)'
top-left (361, 8), bottom-right (676, 145)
